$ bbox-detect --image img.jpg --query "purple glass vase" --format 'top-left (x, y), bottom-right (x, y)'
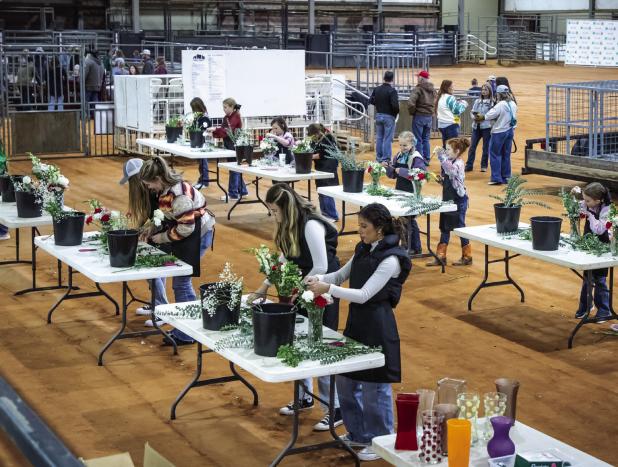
top-left (487, 416), bottom-right (515, 458)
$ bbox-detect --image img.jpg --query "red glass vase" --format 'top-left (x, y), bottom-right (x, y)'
top-left (395, 393), bottom-right (419, 451)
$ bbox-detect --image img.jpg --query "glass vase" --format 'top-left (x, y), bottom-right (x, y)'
top-left (569, 218), bottom-right (581, 240)
top-left (412, 180), bottom-right (423, 201)
top-left (456, 392), bottom-right (480, 445)
top-left (306, 308), bottom-right (323, 347)
top-left (419, 410), bottom-right (444, 464)
top-left (416, 388), bottom-right (436, 438)
top-left (481, 392), bottom-right (507, 441)
top-left (437, 377), bottom-right (467, 405)
top-left (612, 228), bottom-right (618, 256)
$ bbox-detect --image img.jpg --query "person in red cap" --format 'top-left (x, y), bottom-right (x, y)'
top-left (407, 70), bottom-right (435, 163)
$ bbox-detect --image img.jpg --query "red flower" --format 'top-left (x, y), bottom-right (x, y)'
top-left (86, 215), bottom-right (93, 225)
top-left (100, 213), bottom-right (111, 223)
top-left (579, 212), bottom-right (587, 219)
top-left (418, 173), bottom-right (425, 180)
top-left (292, 288), bottom-right (299, 295)
top-left (606, 221), bottom-right (613, 230)
top-left (314, 295), bottom-right (328, 308)
top-left (329, 341), bottom-right (345, 347)
top-left (367, 166), bottom-right (373, 173)
top-left (271, 265), bottom-right (278, 271)
top-left (94, 207), bottom-right (102, 214)
top-left (258, 136), bottom-right (264, 142)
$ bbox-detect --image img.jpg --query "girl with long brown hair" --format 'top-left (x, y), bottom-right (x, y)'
top-left (307, 123), bottom-right (339, 221)
top-left (435, 80), bottom-right (468, 148)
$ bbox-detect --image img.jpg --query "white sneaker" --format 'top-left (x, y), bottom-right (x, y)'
top-left (136, 305), bottom-right (152, 316)
top-left (144, 318), bottom-right (164, 327)
top-left (313, 409), bottom-right (343, 431)
top-left (0, 233), bottom-right (10, 241)
top-left (357, 446), bottom-right (380, 462)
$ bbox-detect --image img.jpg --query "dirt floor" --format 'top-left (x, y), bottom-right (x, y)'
top-left (0, 64), bottom-right (617, 466)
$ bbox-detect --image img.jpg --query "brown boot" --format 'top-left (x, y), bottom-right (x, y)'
top-left (452, 244), bottom-right (473, 266)
top-left (426, 243), bottom-right (447, 266)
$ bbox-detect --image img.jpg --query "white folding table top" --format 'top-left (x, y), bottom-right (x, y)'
top-left (317, 185), bottom-right (458, 217)
top-left (136, 138), bottom-right (236, 160)
top-left (0, 201), bottom-right (56, 228)
top-left (372, 420), bottom-right (612, 467)
top-left (34, 232), bottom-right (193, 284)
top-left (455, 224), bottom-right (618, 271)
top-left (155, 301), bottom-right (385, 383)
top-left (218, 162), bottom-right (335, 182)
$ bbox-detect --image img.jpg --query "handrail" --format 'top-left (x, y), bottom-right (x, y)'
top-left (460, 34), bottom-right (497, 63)
top-left (331, 77), bottom-right (370, 100)
top-left (467, 34), bottom-right (497, 55)
top-left (332, 96), bottom-right (368, 121)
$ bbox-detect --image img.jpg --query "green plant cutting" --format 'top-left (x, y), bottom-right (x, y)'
top-left (226, 128), bottom-right (252, 147)
top-left (325, 143), bottom-right (366, 171)
top-left (166, 115), bottom-right (183, 128)
top-left (292, 137), bottom-right (315, 154)
top-left (490, 175), bottom-right (550, 208)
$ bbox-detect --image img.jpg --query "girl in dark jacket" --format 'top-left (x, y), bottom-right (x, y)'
top-left (307, 123), bottom-right (339, 221)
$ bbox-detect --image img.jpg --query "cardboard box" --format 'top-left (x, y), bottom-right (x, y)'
top-left (83, 442), bottom-right (175, 467)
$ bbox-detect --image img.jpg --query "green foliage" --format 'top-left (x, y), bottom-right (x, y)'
top-left (166, 115), bottom-right (183, 127)
top-left (276, 338), bottom-right (381, 368)
top-left (398, 195), bottom-right (452, 216)
top-left (226, 128), bottom-right (252, 147)
top-left (560, 187), bottom-right (581, 220)
top-left (0, 141), bottom-right (7, 175)
top-left (292, 137), bottom-right (315, 154)
top-left (563, 233), bottom-right (611, 257)
top-left (489, 175), bottom-right (550, 209)
top-left (324, 143), bottom-right (365, 171)
top-left (365, 184), bottom-right (393, 198)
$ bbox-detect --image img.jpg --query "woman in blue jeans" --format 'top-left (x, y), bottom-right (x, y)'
top-left (306, 204), bottom-right (411, 462)
top-left (435, 80), bottom-right (468, 148)
top-left (140, 156), bottom-right (216, 345)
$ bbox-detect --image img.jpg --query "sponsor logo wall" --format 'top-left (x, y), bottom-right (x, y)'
top-left (566, 19), bottom-right (618, 67)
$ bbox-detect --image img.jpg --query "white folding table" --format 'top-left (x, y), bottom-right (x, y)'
top-left (136, 138), bottom-right (236, 201)
top-left (317, 185), bottom-right (457, 271)
top-left (35, 233), bottom-right (194, 364)
top-left (454, 224), bottom-right (618, 348)
top-left (155, 301), bottom-right (385, 466)
top-left (372, 420), bottom-right (612, 467)
top-left (0, 201), bottom-right (69, 295)
top-left (218, 162), bottom-right (334, 220)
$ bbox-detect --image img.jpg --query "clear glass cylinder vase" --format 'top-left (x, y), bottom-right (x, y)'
top-left (307, 308), bottom-right (323, 347)
top-left (569, 218), bottom-right (581, 240)
top-left (412, 181), bottom-right (423, 201)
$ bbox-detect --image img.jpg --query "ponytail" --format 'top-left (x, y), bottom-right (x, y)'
top-left (583, 182), bottom-right (611, 206)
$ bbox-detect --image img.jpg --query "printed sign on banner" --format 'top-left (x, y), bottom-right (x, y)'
top-left (566, 19), bottom-right (618, 67)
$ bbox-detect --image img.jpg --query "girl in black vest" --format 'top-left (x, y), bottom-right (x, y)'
top-left (307, 123), bottom-right (339, 221)
top-left (248, 183), bottom-right (342, 431)
top-left (574, 183), bottom-right (612, 322)
top-left (190, 97), bottom-right (212, 190)
top-left (306, 203), bottom-right (411, 462)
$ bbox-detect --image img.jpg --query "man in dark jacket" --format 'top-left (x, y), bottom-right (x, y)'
top-left (370, 71), bottom-right (399, 163)
top-left (141, 49), bottom-right (154, 75)
top-left (407, 70), bottom-right (435, 162)
top-left (83, 50), bottom-right (104, 115)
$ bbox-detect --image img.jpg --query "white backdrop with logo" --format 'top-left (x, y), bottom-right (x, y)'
top-left (565, 19), bottom-right (618, 67)
top-left (182, 49), bottom-right (306, 118)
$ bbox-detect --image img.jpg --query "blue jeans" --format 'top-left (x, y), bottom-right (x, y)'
top-left (319, 194), bottom-right (338, 221)
top-left (229, 172), bottom-right (248, 199)
top-left (0, 224), bottom-right (8, 236)
top-left (375, 113), bottom-right (396, 163)
top-left (48, 95), bottom-right (64, 111)
top-left (466, 127), bottom-right (491, 170)
top-left (578, 269), bottom-right (610, 316)
top-left (439, 195), bottom-right (469, 247)
top-left (85, 90), bottom-right (99, 117)
top-left (489, 129), bottom-right (514, 184)
top-left (439, 124), bottom-right (460, 148)
top-left (412, 114), bottom-right (432, 162)
top-left (153, 230), bottom-right (214, 343)
top-left (405, 216), bottom-right (422, 253)
top-left (198, 159), bottom-right (210, 186)
top-left (300, 376), bottom-right (340, 412)
top-left (336, 375), bottom-right (394, 444)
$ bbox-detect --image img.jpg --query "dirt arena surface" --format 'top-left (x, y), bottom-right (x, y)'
top-left (0, 64), bottom-right (616, 466)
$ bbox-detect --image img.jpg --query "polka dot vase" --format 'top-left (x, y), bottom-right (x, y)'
top-left (456, 392), bottom-right (480, 445)
top-left (418, 409), bottom-right (444, 464)
top-left (482, 392), bottom-right (507, 441)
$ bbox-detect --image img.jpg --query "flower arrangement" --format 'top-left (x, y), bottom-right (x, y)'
top-left (365, 161), bottom-right (392, 197)
top-left (226, 128), bottom-right (252, 147)
top-left (607, 203), bottom-right (618, 255)
top-left (489, 175), bottom-right (550, 208)
top-left (325, 142), bottom-right (365, 171)
top-left (298, 290), bottom-right (333, 346)
top-left (29, 153), bottom-right (69, 192)
top-left (561, 186), bottom-right (583, 240)
top-left (184, 112), bottom-right (204, 132)
top-left (292, 137), bottom-right (314, 154)
top-left (259, 137), bottom-right (279, 156)
top-left (406, 167), bottom-right (436, 201)
top-left (201, 262), bottom-right (244, 318)
top-left (13, 175), bottom-right (38, 194)
top-left (84, 199), bottom-right (126, 246)
top-left (251, 245), bottom-right (303, 298)
top-left (40, 187), bottom-right (74, 221)
top-left (166, 115), bottom-right (183, 128)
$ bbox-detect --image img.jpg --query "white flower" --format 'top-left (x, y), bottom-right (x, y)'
top-left (301, 290), bottom-right (314, 302)
top-left (153, 209), bottom-right (164, 221)
top-left (322, 293), bottom-right (333, 304)
top-left (93, 212), bottom-right (102, 220)
top-left (153, 218), bottom-right (162, 227)
top-left (23, 176), bottom-right (31, 184)
top-left (111, 210), bottom-right (120, 219)
top-left (573, 186), bottom-right (581, 194)
top-left (57, 175), bottom-right (69, 187)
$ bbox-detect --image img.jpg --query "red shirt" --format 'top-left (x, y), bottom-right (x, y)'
top-left (213, 110), bottom-right (242, 139)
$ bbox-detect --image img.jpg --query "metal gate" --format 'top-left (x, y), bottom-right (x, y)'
top-left (365, 46), bottom-right (429, 98)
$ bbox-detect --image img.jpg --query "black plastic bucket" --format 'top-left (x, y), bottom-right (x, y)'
top-left (530, 216), bottom-right (562, 251)
top-left (252, 303), bottom-right (295, 357)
